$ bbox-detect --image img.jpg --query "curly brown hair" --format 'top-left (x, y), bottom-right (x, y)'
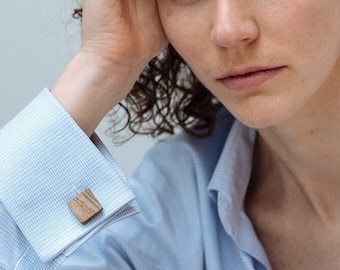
top-left (73, 8), bottom-right (222, 143)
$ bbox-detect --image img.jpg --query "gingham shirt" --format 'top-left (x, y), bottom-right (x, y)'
top-left (0, 89), bottom-right (271, 269)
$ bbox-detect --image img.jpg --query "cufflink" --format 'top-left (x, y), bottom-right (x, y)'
top-left (67, 188), bottom-right (103, 224)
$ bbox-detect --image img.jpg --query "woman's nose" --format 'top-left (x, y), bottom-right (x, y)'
top-left (210, 1), bottom-right (259, 48)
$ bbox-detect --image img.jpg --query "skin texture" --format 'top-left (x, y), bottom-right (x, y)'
top-left (52, 0), bottom-right (167, 136)
top-left (51, 0), bottom-right (340, 268)
top-left (157, 0), bottom-right (340, 129)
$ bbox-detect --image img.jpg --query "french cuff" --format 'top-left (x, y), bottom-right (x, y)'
top-left (0, 88), bottom-right (140, 266)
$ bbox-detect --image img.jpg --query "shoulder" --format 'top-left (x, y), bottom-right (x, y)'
top-left (134, 108), bottom-right (235, 184)
top-left (129, 108), bottom-right (235, 210)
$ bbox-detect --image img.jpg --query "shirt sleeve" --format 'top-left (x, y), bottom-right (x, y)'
top-left (0, 88), bottom-right (140, 269)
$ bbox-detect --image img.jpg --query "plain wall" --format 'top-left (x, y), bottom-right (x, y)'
top-left (0, 0), bottom-right (154, 176)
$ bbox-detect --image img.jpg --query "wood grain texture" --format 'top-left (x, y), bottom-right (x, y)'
top-left (67, 188), bottom-right (103, 224)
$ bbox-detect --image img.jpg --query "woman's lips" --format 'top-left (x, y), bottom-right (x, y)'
top-left (216, 66), bottom-right (286, 91)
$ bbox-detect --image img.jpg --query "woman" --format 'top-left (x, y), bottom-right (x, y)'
top-left (1, 0), bottom-right (340, 269)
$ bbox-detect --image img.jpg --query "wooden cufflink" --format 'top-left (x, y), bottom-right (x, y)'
top-left (67, 188), bottom-right (103, 224)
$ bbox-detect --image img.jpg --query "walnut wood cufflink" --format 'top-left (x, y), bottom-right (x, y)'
top-left (67, 188), bottom-right (103, 224)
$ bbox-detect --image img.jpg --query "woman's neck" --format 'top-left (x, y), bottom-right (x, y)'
top-left (252, 82), bottom-right (340, 225)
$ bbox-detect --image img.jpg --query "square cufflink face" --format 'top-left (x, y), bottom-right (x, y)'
top-left (67, 188), bottom-right (103, 224)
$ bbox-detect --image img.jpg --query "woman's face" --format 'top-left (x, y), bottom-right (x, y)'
top-left (157, 0), bottom-right (340, 128)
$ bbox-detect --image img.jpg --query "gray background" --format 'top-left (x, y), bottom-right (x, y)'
top-left (0, 0), bottom-right (154, 176)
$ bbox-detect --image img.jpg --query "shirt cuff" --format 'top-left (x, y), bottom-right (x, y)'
top-left (0, 88), bottom-right (140, 266)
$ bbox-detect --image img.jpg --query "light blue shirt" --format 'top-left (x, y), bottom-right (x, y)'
top-left (0, 89), bottom-right (271, 269)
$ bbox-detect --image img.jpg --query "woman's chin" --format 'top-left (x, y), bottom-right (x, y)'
top-left (231, 111), bottom-right (294, 130)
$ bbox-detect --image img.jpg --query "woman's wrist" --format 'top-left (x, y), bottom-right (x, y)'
top-left (52, 52), bottom-right (145, 136)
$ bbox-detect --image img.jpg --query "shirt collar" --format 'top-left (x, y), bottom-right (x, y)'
top-left (208, 120), bottom-right (271, 269)
top-left (208, 120), bottom-right (256, 215)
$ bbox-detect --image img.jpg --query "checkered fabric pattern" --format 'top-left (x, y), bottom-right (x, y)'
top-left (0, 89), bottom-right (139, 269)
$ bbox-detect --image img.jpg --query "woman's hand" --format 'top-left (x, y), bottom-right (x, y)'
top-left (81, 0), bottom-right (167, 67)
top-left (52, 0), bottom-right (168, 136)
